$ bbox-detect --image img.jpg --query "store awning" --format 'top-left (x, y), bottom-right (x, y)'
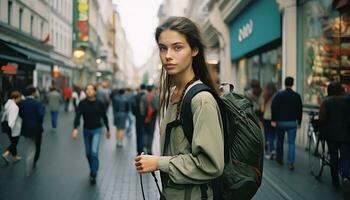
top-left (0, 39), bottom-right (64, 67)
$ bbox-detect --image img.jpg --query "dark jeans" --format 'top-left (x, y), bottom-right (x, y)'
top-left (327, 141), bottom-right (350, 185)
top-left (83, 128), bottom-right (102, 177)
top-left (276, 121), bottom-right (297, 165)
top-left (263, 120), bottom-right (276, 153)
top-left (50, 111), bottom-right (59, 128)
top-left (6, 131), bottom-right (20, 156)
top-left (144, 115), bottom-right (157, 154)
top-left (34, 133), bottom-right (42, 165)
top-left (135, 118), bottom-right (145, 155)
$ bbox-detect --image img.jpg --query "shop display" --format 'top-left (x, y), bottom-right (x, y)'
top-left (302, 0), bottom-right (350, 104)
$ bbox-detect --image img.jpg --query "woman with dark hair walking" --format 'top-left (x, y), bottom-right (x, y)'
top-left (111, 88), bottom-right (129, 147)
top-left (71, 84), bottom-right (111, 185)
top-left (1, 90), bottom-right (22, 164)
top-left (261, 82), bottom-right (277, 159)
top-left (134, 17), bottom-right (224, 199)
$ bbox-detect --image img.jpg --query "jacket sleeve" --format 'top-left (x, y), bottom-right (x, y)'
top-left (297, 94), bottom-right (303, 125)
top-left (74, 102), bottom-right (82, 129)
top-left (158, 92), bottom-right (224, 184)
top-left (37, 102), bottom-right (45, 124)
top-left (7, 104), bottom-right (19, 129)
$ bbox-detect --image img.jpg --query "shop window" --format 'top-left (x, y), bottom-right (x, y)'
top-left (236, 47), bottom-right (282, 92)
top-left (300, 0), bottom-right (350, 104)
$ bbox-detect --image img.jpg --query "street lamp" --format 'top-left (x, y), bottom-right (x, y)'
top-left (73, 49), bottom-right (85, 60)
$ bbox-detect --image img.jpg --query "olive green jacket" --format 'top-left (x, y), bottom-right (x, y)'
top-left (157, 88), bottom-right (224, 200)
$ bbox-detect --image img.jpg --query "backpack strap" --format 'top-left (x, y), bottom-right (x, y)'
top-left (180, 84), bottom-right (219, 200)
top-left (180, 83), bottom-right (212, 146)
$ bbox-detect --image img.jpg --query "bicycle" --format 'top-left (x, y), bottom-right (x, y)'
top-left (304, 104), bottom-right (331, 181)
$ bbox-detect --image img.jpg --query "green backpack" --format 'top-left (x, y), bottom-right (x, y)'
top-left (180, 83), bottom-right (264, 200)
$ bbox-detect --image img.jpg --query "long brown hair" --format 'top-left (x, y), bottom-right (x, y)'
top-left (155, 17), bottom-right (218, 118)
top-left (261, 82), bottom-right (277, 113)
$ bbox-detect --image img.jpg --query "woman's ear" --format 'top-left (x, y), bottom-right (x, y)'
top-left (191, 48), bottom-right (199, 57)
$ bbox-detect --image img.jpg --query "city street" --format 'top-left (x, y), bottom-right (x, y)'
top-left (0, 107), bottom-right (343, 200)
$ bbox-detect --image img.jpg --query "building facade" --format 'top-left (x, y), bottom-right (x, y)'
top-left (0, 0), bottom-right (57, 101)
top-left (72, 0), bottom-right (118, 87)
top-left (48, 0), bottom-right (74, 91)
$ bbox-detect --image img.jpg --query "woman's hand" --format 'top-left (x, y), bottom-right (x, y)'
top-left (134, 155), bottom-right (160, 173)
top-left (71, 129), bottom-right (78, 140)
top-left (106, 131), bottom-right (111, 139)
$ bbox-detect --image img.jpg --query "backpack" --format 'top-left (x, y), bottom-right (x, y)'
top-left (144, 93), bottom-right (155, 124)
top-left (180, 83), bottom-right (264, 200)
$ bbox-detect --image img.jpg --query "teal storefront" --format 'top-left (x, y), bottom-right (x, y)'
top-left (229, 0), bottom-right (282, 91)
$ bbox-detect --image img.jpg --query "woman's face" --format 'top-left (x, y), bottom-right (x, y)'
top-left (158, 29), bottom-right (198, 76)
top-left (85, 85), bottom-right (96, 98)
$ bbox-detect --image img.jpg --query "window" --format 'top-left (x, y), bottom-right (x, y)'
top-left (30, 15), bottom-right (34, 35)
top-left (19, 8), bottom-right (23, 30)
top-left (8, 1), bottom-right (12, 25)
top-left (51, 29), bottom-right (54, 45)
top-left (40, 21), bottom-right (44, 39)
top-left (56, 32), bottom-right (58, 50)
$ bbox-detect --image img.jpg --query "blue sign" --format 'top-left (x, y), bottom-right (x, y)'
top-left (229, 0), bottom-right (281, 60)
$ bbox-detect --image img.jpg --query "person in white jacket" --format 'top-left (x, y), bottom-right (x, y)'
top-left (1, 90), bottom-right (22, 164)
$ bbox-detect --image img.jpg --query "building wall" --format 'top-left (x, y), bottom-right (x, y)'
top-left (48, 0), bottom-right (73, 59)
top-left (0, 0), bottom-right (50, 52)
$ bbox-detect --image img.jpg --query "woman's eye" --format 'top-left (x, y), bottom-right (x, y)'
top-left (174, 46), bottom-right (182, 51)
top-left (159, 46), bottom-right (167, 52)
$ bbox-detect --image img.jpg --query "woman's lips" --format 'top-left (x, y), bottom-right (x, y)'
top-left (165, 64), bottom-right (176, 69)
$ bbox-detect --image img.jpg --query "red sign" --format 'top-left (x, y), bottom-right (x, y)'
top-left (1, 64), bottom-right (17, 75)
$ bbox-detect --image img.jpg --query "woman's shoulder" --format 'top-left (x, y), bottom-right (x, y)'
top-left (191, 91), bottom-right (217, 106)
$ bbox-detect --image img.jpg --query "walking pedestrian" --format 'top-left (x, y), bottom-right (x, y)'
top-left (261, 82), bottom-right (277, 159)
top-left (71, 84), bottom-right (110, 185)
top-left (19, 85), bottom-right (45, 176)
top-left (47, 86), bottom-right (61, 131)
top-left (271, 77), bottom-right (303, 171)
top-left (124, 88), bottom-right (134, 138)
top-left (111, 88), bottom-right (129, 147)
top-left (134, 17), bottom-right (224, 199)
top-left (63, 85), bottom-right (72, 112)
top-left (1, 90), bottom-right (22, 164)
top-left (245, 79), bottom-right (262, 117)
top-left (140, 85), bottom-right (158, 154)
top-left (131, 84), bottom-right (147, 155)
top-left (96, 80), bottom-right (111, 113)
top-left (319, 82), bottom-right (350, 191)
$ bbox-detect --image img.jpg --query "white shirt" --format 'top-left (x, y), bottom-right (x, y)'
top-left (2, 99), bottom-right (22, 137)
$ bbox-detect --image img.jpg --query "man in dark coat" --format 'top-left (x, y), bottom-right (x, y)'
top-left (19, 85), bottom-right (45, 176)
top-left (319, 82), bottom-right (350, 194)
top-left (271, 77), bottom-right (303, 171)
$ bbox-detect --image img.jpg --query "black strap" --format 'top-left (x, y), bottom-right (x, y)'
top-left (180, 84), bottom-right (219, 200)
top-left (200, 184), bottom-right (208, 200)
top-left (163, 119), bottom-right (182, 156)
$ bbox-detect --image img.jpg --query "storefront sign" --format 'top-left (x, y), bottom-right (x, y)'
top-left (238, 19), bottom-right (254, 43)
top-left (1, 64), bottom-right (17, 75)
top-left (229, 0), bottom-right (281, 60)
top-left (74, 0), bottom-right (89, 48)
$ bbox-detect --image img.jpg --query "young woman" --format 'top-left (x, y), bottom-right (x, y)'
top-left (1, 91), bottom-right (22, 164)
top-left (134, 17), bottom-right (224, 199)
top-left (111, 88), bottom-right (129, 147)
top-left (261, 82), bottom-right (277, 159)
top-left (71, 84), bottom-right (111, 185)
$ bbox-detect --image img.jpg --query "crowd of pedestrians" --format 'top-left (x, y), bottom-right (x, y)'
top-left (245, 76), bottom-right (350, 196)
